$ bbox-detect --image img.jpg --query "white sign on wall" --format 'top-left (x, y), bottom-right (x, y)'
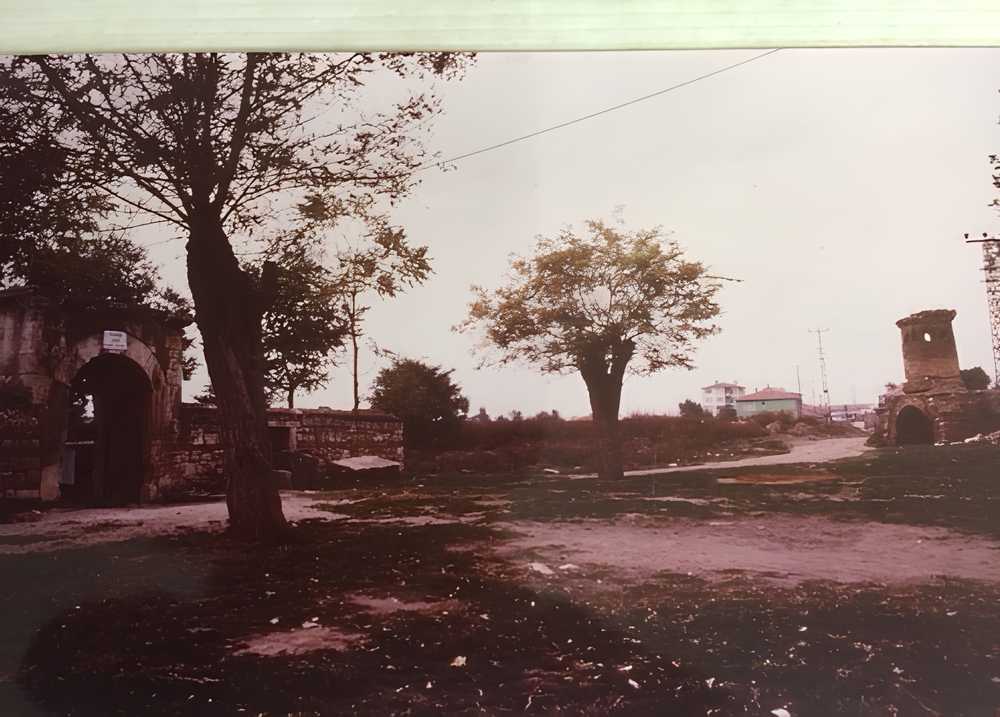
top-left (102, 330), bottom-right (128, 353)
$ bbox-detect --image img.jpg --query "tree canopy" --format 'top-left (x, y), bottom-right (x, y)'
top-left (260, 243), bottom-right (346, 408)
top-left (960, 366), bottom-right (991, 391)
top-left (678, 399), bottom-right (708, 419)
top-left (460, 220), bottom-right (721, 375)
top-left (459, 219), bottom-right (722, 478)
top-left (337, 224), bottom-right (432, 410)
top-left (370, 358), bottom-right (469, 448)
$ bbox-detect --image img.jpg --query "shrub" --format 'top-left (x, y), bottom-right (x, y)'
top-left (0, 379), bottom-right (32, 411)
top-left (407, 411), bottom-right (771, 473)
top-left (960, 366), bottom-right (991, 391)
top-left (748, 411), bottom-right (796, 430)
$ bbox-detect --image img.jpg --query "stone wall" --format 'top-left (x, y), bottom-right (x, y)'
top-left (157, 403), bottom-right (227, 497)
top-left (157, 404), bottom-right (404, 497)
top-left (294, 409), bottom-right (404, 464)
top-left (881, 389), bottom-right (1000, 444)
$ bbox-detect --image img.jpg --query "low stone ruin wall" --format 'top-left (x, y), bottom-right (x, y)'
top-left (158, 404), bottom-right (404, 497)
top-left (294, 409), bottom-right (405, 464)
top-left (158, 403), bottom-right (227, 497)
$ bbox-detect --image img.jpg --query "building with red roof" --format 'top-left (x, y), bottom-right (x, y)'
top-left (734, 386), bottom-right (803, 419)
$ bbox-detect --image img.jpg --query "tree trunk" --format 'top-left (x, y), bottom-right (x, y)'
top-left (186, 211), bottom-right (287, 540)
top-left (350, 292), bottom-right (360, 412)
top-left (579, 343), bottom-right (634, 480)
top-left (583, 373), bottom-right (625, 480)
top-left (287, 386), bottom-right (295, 409)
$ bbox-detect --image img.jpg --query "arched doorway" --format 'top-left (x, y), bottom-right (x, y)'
top-left (64, 353), bottom-right (152, 505)
top-left (895, 405), bottom-right (934, 445)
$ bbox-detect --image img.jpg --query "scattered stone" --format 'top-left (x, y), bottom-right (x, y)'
top-left (331, 455), bottom-right (403, 472)
top-left (529, 562), bottom-right (555, 575)
top-left (234, 627), bottom-right (364, 657)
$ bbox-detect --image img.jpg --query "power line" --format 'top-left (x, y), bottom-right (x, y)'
top-left (421, 48), bottom-right (782, 171)
top-left (132, 50), bottom-right (780, 252)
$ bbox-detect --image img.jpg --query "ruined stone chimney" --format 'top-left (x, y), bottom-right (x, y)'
top-left (895, 309), bottom-right (964, 394)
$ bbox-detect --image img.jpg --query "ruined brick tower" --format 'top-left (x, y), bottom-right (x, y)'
top-left (896, 309), bottom-right (964, 394)
top-left (879, 308), bottom-right (1000, 445)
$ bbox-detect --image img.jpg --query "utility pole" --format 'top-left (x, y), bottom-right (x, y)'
top-left (795, 365), bottom-right (802, 395)
top-left (963, 233), bottom-right (1000, 387)
top-left (810, 328), bottom-right (832, 422)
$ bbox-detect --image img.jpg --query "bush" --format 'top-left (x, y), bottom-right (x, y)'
top-left (961, 367), bottom-right (991, 391)
top-left (717, 406), bottom-right (737, 421)
top-left (0, 379), bottom-right (32, 411)
top-left (748, 411), bottom-right (796, 430)
top-left (408, 411), bottom-right (771, 474)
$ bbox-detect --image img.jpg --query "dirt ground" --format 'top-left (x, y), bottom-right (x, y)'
top-left (612, 435), bottom-right (871, 477)
top-left (1, 442), bottom-right (999, 716)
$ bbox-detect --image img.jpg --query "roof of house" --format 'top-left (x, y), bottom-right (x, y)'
top-left (736, 387), bottom-right (802, 402)
top-left (701, 382), bottom-right (745, 391)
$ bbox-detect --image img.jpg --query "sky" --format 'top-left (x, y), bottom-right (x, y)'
top-left (150, 48), bottom-right (1000, 419)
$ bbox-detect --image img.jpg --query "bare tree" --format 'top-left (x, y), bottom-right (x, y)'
top-left (336, 224), bottom-right (431, 411)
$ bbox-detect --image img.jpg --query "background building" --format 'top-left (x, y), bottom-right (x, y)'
top-left (735, 387), bottom-right (803, 419)
top-left (700, 381), bottom-right (745, 415)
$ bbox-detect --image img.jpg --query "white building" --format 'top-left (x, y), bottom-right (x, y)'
top-left (700, 381), bottom-right (746, 414)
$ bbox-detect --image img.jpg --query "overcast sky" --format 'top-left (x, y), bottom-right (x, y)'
top-left (153, 48), bottom-right (1000, 418)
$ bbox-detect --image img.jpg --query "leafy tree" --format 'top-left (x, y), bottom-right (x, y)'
top-left (678, 399), bottom-right (707, 419)
top-left (194, 384), bottom-right (218, 405)
top-left (260, 244), bottom-right (346, 408)
top-left (1, 52), bottom-right (469, 538)
top-left (534, 409), bottom-right (562, 422)
top-left (0, 71), bottom-right (108, 280)
top-left (460, 219), bottom-right (721, 479)
top-left (1, 231), bottom-right (189, 318)
top-left (337, 225), bottom-right (431, 411)
top-left (717, 405), bottom-right (737, 421)
top-left (370, 358), bottom-right (469, 448)
top-left (960, 366), bottom-right (991, 391)
top-left (181, 335), bottom-right (200, 381)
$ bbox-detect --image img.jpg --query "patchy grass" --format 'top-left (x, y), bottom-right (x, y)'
top-left (2, 443), bottom-right (999, 715)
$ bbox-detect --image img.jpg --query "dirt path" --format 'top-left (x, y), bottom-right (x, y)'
top-left (496, 514), bottom-right (1000, 586)
top-left (0, 492), bottom-right (345, 554)
top-left (603, 435), bottom-right (871, 478)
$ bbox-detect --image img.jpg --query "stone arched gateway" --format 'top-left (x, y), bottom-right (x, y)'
top-left (2, 287), bottom-right (406, 504)
top-left (894, 405), bottom-right (934, 445)
top-left (44, 332), bottom-right (174, 504)
top-left (0, 288), bottom-right (187, 503)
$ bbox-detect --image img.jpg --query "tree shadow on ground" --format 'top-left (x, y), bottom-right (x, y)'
top-left (10, 520), bottom-right (722, 716)
top-left (6, 443), bottom-right (1000, 715)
